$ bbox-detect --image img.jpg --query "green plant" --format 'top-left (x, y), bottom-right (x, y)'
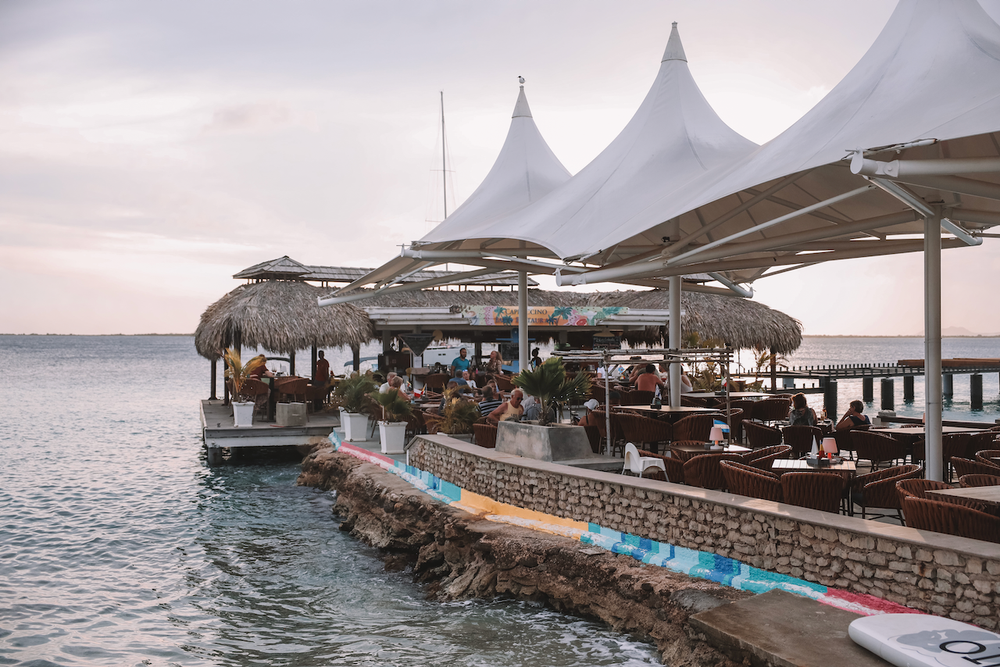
top-left (331, 373), bottom-right (378, 414)
top-left (691, 360), bottom-right (723, 392)
top-left (368, 388), bottom-right (413, 423)
top-left (223, 348), bottom-right (266, 402)
top-left (747, 350), bottom-right (788, 391)
top-left (439, 393), bottom-right (480, 434)
top-left (513, 356), bottom-right (591, 426)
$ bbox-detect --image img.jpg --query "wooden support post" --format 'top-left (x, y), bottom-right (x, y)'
top-left (352, 344), bottom-right (360, 372)
top-left (942, 373), bottom-right (953, 397)
top-left (289, 350), bottom-right (296, 376)
top-left (210, 358), bottom-right (218, 400)
top-left (311, 344), bottom-right (317, 381)
top-left (863, 377), bottom-right (874, 402)
top-left (769, 346), bottom-right (777, 392)
top-left (903, 375), bottom-right (915, 403)
top-left (824, 379), bottom-right (838, 417)
top-left (971, 373), bottom-right (984, 410)
top-left (881, 378), bottom-right (894, 411)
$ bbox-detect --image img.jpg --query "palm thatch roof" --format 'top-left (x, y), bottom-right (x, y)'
top-left (195, 281), bottom-right (375, 360)
top-left (361, 288), bottom-right (802, 354)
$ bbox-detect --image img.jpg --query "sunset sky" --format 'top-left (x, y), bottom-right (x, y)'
top-left (3, 1), bottom-right (999, 336)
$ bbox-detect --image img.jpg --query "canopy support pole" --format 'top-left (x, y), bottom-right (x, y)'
top-left (924, 214), bottom-right (944, 481)
top-left (210, 358), bottom-right (218, 400)
top-left (352, 344), bottom-right (360, 372)
top-left (311, 344), bottom-right (317, 381)
top-left (668, 275), bottom-right (681, 407)
top-left (518, 271), bottom-right (528, 373)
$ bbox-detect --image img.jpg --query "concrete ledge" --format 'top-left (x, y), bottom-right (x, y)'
top-left (690, 589), bottom-right (890, 667)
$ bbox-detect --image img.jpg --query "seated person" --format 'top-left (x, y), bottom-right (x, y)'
top-left (461, 370), bottom-right (478, 391)
top-left (836, 400), bottom-right (871, 430)
top-left (635, 364), bottom-right (666, 394)
top-left (487, 389), bottom-right (524, 425)
top-left (577, 398), bottom-right (601, 428)
top-left (389, 376), bottom-right (409, 401)
top-left (522, 395), bottom-right (555, 422)
top-left (484, 350), bottom-right (505, 375)
top-left (478, 386), bottom-right (503, 417)
top-left (450, 348), bottom-right (472, 375)
top-left (436, 380), bottom-right (461, 413)
top-left (379, 371), bottom-right (397, 394)
top-left (787, 392), bottom-right (817, 426)
top-left (680, 370), bottom-right (693, 394)
top-left (451, 369), bottom-right (474, 394)
top-left (247, 354), bottom-right (274, 379)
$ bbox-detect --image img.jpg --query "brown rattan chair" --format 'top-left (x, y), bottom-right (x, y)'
top-left (782, 425), bottom-right (824, 458)
top-left (975, 448), bottom-right (1000, 467)
top-left (780, 472), bottom-right (845, 514)
top-left (424, 373), bottom-right (450, 391)
top-left (895, 478), bottom-right (989, 514)
top-left (959, 473), bottom-right (1000, 488)
top-left (745, 444), bottom-right (792, 472)
top-left (902, 496), bottom-right (1000, 543)
top-left (753, 397), bottom-right (792, 424)
top-left (275, 377), bottom-right (309, 403)
top-left (583, 425), bottom-right (602, 454)
top-left (967, 432), bottom-right (999, 458)
top-left (851, 430), bottom-right (907, 470)
top-left (241, 378), bottom-right (271, 417)
top-left (405, 410), bottom-right (426, 440)
top-left (913, 433), bottom-right (972, 480)
top-left (680, 395), bottom-right (708, 407)
top-left (832, 423), bottom-right (870, 460)
top-left (720, 460), bottom-right (783, 502)
top-left (683, 452), bottom-right (743, 490)
top-left (848, 464), bottom-right (922, 522)
top-left (625, 390), bottom-right (656, 406)
top-left (673, 413), bottom-right (721, 442)
top-left (743, 420), bottom-right (782, 450)
top-left (950, 457), bottom-right (1000, 479)
top-left (617, 413), bottom-right (673, 455)
top-left (636, 448), bottom-right (684, 484)
top-left (728, 401), bottom-right (756, 442)
top-left (473, 423), bottom-right (498, 449)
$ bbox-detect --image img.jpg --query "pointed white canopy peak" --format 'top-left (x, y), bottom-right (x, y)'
top-left (662, 21), bottom-right (687, 62)
top-left (417, 84), bottom-right (570, 243)
top-left (422, 21), bottom-right (756, 258)
top-left (512, 85), bottom-right (532, 118)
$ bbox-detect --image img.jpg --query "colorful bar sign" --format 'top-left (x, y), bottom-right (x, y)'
top-left (460, 306), bottom-right (627, 326)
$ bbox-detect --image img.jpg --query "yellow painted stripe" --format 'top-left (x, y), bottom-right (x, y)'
top-left (458, 488), bottom-right (589, 536)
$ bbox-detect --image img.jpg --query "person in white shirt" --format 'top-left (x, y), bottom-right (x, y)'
top-left (462, 370), bottom-right (478, 391)
top-left (379, 371), bottom-right (397, 394)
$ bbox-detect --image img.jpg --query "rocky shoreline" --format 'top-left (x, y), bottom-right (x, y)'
top-left (297, 446), bottom-right (751, 666)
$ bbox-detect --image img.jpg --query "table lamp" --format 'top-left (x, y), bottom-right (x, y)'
top-left (822, 437), bottom-right (838, 459)
top-left (709, 426), bottom-right (725, 447)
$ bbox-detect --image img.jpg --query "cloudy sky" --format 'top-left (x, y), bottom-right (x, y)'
top-left (3, 1), bottom-right (1000, 336)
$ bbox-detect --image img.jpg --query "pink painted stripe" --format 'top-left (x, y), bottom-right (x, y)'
top-left (822, 588), bottom-right (923, 615)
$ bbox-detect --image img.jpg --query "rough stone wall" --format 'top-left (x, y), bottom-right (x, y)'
top-left (408, 436), bottom-right (1000, 630)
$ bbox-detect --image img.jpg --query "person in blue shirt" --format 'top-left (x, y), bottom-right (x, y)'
top-left (450, 348), bottom-right (471, 374)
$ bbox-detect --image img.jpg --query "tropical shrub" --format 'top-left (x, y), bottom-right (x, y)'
top-left (513, 356), bottom-right (591, 426)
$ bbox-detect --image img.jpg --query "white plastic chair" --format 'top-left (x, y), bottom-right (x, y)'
top-left (622, 442), bottom-right (667, 478)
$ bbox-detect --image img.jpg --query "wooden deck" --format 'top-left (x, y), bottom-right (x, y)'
top-left (200, 400), bottom-right (340, 464)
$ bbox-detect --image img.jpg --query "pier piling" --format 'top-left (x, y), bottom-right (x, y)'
top-left (943, 373), bottom-right (953, 397)
top-left (881, 378), bottom-right (894, 410)
top-left (862, 377), bottom-right (873, 402)
top-left (824, 379), bottom-right (838, 417)
top-left (903, 375), bottom-right (914, 403)
top-left (971, 374), bottom-right (984, 410)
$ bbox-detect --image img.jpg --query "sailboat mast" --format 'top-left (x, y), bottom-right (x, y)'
top-left (440, 91), bottom-right (447, 220)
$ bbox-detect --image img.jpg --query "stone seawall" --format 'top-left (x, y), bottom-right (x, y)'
top-left (298, 446), bottom-right (750, 667)
top-left (408, 435), bottom-right (1000, 629)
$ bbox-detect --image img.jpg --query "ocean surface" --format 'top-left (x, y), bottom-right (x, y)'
top-left (4, 335), bottom-right (999, 667)
top-left (0, 335), bottom-right (659, 667)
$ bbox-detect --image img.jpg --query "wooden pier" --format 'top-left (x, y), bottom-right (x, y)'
top-left (200, 400), bottom-right (339, 464)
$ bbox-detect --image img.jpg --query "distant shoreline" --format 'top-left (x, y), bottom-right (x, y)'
top-left (2, 332), bottom-right (998, 339)
top-left (0, 333), bottom-right (194, 337)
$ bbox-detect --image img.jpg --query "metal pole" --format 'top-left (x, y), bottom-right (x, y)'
top-left (668, 275), bottom-right (681, 407)
top-left (518, 271), bottom-right (528, 373)
top-left (604, 356), bottom-right (612, 456)
top-left (441, 91), bottom-right (448, 220)
top-left (210, 358), bottom-right (217, 400)
top-left (925, 214), bottom-right (943, 481)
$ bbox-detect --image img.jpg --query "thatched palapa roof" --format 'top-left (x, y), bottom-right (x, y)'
top-left (360, 288), bottom-right (802, 354)
top-left (195, 281), bottom-right (374, 360)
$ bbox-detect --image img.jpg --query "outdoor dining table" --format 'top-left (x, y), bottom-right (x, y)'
top-left (927, 485), bottom-right (1000, 509)
top-left (870, 425), bottom-right (986, 438)
top-left (684, 391), bottom-right (772, 400)
top-left (670, 442), bottom-right (751, 462)
top-left (617, 405), bottom-right (718, 419)
top-left (772, 458), bottom-right (857, 479)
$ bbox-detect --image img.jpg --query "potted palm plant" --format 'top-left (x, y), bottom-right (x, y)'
top-left (513, 357), bottom-right (591, 425)
top-left (223, 348), bottom-right (266, 428)
top-left (369, 388), bottom-right (413, 454)
top-left (331, 373), bottom-right (378, 441)
top-left (438, 390), bottom-right (480, 442)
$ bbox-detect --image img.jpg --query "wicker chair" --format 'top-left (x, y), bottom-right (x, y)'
top-left (728, 401), bottom-right (756, 442)
top-left (831, 423), bottom-right (869, 460)
top-left (902, 496), bottom-right (1000, 543)
top-left (950, 457), bottom-right (1000, 479)
top-left (912, 433), bottom-right (972, 480)
top-left (636, 448), bottom-right (685, 484)
top-left (967, 432), bottom-right (999, 459)
top-left (583, 425), bottom-right (602, 454)
top-left (680, 395), bottom-right (708, 407)
top-left (274, 377), bottom-right (309, 402)
top-left (754, 397), bottom-right (792, 424)
top-left (852, 430), bottom-right (907, 470)
top-left (473, 423), bottom-right (498, 449)
top-left (746, 444), bottom-right (793, 472)
top-left (683, 452), bottom-right (743, 490)
top-left (673, 413), bottom-right (721, 442)
top-left (848, 464), bottom-right (922, 522)
top-left (959, 474), bottom-right (1000, 488)
top-left (241, 378), bottom-right (272, 417)
top-left (424, 373), bottom-right (450, 391)
top-left (617, 412), bottom-right (673, 455)
top-left (782, 425), bottom-right (825, 458)
top-left (975, 449), bottom-right (1000, 467)
top-left (743, 420), bottom-right (782, 450)
top-left (422, 411), bottom-right (443, 435)
top-left (781, 472), bottom-right (845, 513)
top-left (897, 478), bottom-right (952, 502)
top-left (405, 410), bottom-right (426, 440)
top-left (625, 390), bottom-right (656, 406)
top-left (720, 460), bottom-right (783, 502)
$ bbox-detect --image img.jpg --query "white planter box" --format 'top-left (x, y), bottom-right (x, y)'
top-left (232, 401), bottom-right (255, 428)
top-left (342, 412), bottom-right (370, 441)
top-left (379, 421), bottom-right (408, 455)
top-left (276, 402), bottom-right (307, 427)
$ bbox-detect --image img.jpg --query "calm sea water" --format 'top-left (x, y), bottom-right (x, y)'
top-left (0, 335), bottom-right (659, 667)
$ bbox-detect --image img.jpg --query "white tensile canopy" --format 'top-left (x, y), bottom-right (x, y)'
top-left (323, 84), bottom-right (571, 303)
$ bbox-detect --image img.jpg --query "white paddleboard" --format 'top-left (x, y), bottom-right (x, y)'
top-left (850, 613), bottom-right (1000, 667)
